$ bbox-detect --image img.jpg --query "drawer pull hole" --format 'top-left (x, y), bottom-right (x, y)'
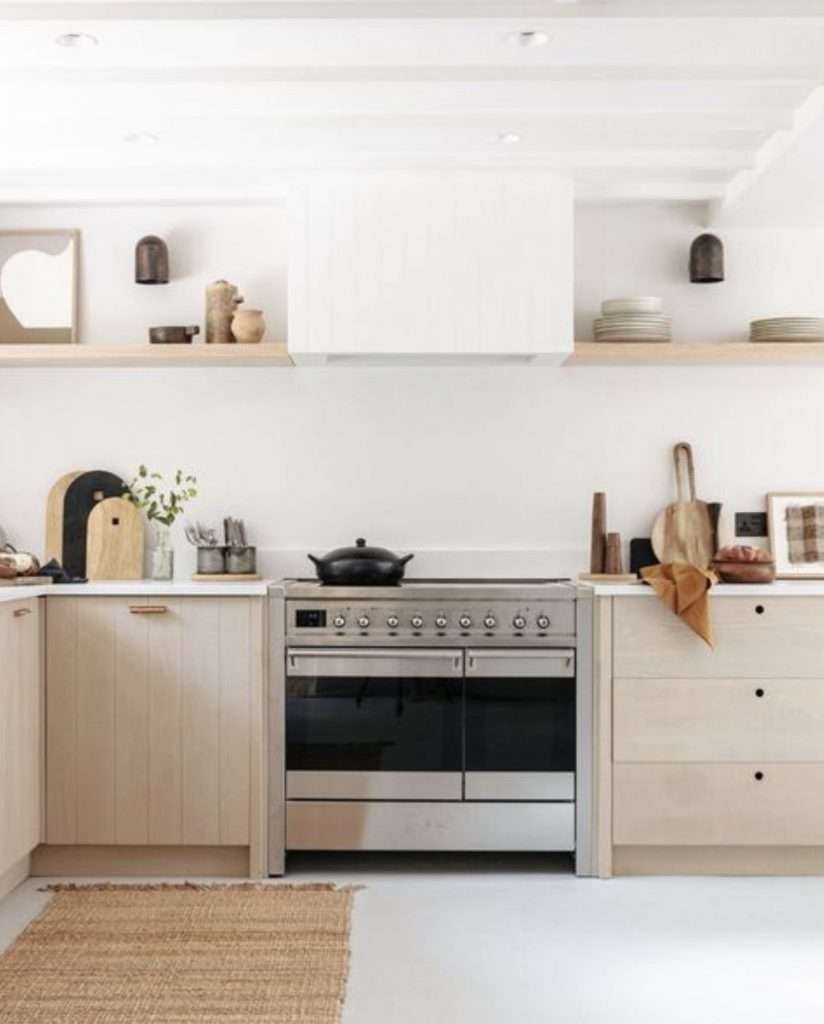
top-left (755, 688), bottom-right (765, 698)
top-left (754, 771), bottom-right (764, 781)
top-left (755, 605), bottom-right (765, 615)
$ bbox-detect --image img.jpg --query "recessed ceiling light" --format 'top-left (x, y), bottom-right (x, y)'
top-left (123, 131), bottom-right (159, 145)
top-left (509, 30), bottom-right (549, 48)
top-left (55, 32), bottom-right (99, 49)
top-left (495, 132), bottom-right (521, 145)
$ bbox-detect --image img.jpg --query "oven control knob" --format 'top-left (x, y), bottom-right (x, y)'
top-left (459, 615), bottom-right (472, 629)
top-left (410, 615), bottom-right (424, 629)
top-left (386, 614), bottom-right (399, 629)
top-left (512, 615), bottom-right (527, 630)
top-left (332, 615), bottom-right (346, 629)
top-left (435, 615), bottom-right (448, 629)
top-left (483, 615), bottom-right (497, 630)
top-left (536, 614), bottom-right (551, 630)
top-left (357, 615), bottom-right (370, 629)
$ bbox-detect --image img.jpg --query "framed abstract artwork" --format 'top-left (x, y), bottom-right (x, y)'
top-left (0, 229), bottom-right (78, 344)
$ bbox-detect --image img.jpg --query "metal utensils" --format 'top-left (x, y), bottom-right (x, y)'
top-left (223, 517), bottom-right (247, 547)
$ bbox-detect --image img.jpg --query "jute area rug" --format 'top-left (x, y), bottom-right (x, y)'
top-left (0, 883), bottom-right (357, 1023)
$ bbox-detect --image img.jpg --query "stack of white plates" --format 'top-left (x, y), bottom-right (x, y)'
top-left (750, 317), bottom-right (824, 343)
top-left (594, 296), bottom-right (671, 344)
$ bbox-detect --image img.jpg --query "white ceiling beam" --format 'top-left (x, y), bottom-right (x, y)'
top-left (0, 80), bottom-right (805, 118)
top-left (711, 85), bottom-right (824, 220)
top-left (1, 65), bottom-right (819, 85)
top-left (5, 1), bottom-right (824, 20)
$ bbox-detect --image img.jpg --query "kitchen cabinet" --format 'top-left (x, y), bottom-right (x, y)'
top-left (583, 588), bottom-right (824, 877)
top-left (0, 599), bottom-right (42, 889)
top-left (288, 171), bottom-right (573, 364)
top-left (45, 597), bottom-right (265, 870)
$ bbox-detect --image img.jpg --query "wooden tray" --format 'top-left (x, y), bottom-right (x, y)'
top-left (0, 576), bottom-right (54, 587)
top-left (578, 573), bottom-right (640, 584)
top-left (191, 573), bottom-right (262, 582)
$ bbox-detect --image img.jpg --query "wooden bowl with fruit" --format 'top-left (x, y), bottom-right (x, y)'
top-left (711, 545), bottom-right (776, 584)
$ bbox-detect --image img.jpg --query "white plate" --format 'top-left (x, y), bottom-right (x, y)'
top-left (602, 297), bottom-right (663, 315)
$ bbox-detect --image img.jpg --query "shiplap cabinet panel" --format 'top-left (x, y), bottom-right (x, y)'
top-left (46, 597), bottom-right (259, 847)
top-left (289, 171), bottom-right (573, 362)
top-left (0, 599), bottom-right (42, 875)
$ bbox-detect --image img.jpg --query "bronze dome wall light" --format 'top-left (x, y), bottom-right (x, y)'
top-left (689, 232), bottom-right (724, 283)
top-left (135, 234), bottom-right (169, 284)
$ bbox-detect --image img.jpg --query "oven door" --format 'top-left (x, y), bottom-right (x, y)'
top-left (464, 649), bottom-right (575, 801)
top-left (286, 648), bottom-right (464, 801)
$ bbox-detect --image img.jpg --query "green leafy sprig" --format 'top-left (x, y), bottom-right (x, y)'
top-left (124, 465), bottom-right (198, 527)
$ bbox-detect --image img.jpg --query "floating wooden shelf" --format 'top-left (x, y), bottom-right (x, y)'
top-left (567, 342), bottom-right (824, 367)
top-left (0, 343), bottom-right (292, 368)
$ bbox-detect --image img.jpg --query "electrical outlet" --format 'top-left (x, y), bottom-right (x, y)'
top-left (736, 512), bottom-right (768, 538)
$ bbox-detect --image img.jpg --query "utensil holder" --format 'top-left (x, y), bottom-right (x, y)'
top-left (197, 546), bottom-right (226, 575)
top-left (226, 546), bottom-right (256, 575)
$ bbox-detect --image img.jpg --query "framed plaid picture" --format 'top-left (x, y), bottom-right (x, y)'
top-left (767, 492), bottom-right (824, 578)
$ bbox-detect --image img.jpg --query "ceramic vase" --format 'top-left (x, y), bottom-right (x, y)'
top-left (232, 308), bottom-right (265, 344)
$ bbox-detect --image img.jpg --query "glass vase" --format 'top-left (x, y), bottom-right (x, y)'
top-left (151, 524), bottom-right (174, 581)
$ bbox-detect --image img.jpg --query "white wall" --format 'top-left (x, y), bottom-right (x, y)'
top-left (2, 201), bottom-right (824, 578)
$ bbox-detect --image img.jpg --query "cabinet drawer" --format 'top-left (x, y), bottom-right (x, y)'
top-left (614, 763), bottom-right (824, 846)
top-left (614, 598), bottom-right (824, 678)
top-left (614, 677), bottom-right (824, 763)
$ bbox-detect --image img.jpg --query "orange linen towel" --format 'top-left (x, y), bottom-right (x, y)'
top-left (640, 561), bottom-right (718, 646)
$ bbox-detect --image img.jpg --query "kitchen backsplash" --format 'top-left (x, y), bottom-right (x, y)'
top-left (3, 200), bottom-right (824, 576)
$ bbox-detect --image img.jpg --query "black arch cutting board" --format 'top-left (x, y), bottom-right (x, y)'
top-left (62, 471), bottom-right (125, 578)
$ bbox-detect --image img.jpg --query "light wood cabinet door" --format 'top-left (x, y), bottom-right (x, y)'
top-left (614, 763), bottom-right (824, 846)
top-left (0, 599), bottom-right (42, 874)
top-left (613, 597), bottom-right (824, 678)
top-left (46, 597), bottom-right (262, 846)
top-left (614, 677), bottom-right (824, 763)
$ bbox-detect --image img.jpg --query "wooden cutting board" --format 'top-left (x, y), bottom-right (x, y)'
top-left (651, 442), bottom-right (715, 570)
top-left (45, 470), bottom-right (84, 563)
top-left (86, 497), bottom-right (144, 580)
top-left (62, 471), bottom-right (125, 578)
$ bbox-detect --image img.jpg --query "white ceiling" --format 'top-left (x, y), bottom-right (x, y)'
top-left (2, 0), bottom-right (824, 208)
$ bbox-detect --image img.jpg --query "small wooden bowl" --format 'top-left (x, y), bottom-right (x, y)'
top-left (711, 559), bottom-right (776, 584)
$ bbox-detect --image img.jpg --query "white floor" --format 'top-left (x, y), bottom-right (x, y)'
top-left (3, 854), bottom-right (824, 1023)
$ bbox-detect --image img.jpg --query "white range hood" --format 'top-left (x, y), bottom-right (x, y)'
top-left (288, 170), bottom-right (573, 366)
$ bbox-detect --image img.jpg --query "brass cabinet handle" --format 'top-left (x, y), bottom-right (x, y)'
top-left (129, 605), bottom-right (169, 615)
top-left (12, 608), bottom-right (32, 618)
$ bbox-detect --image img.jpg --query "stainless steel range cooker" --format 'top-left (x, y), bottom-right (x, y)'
top-left (268, 579), bottom-right (593, 875)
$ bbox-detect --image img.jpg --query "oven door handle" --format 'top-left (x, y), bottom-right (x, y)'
top-left (466, 648), bottom-right (575, 679)
top-left (287, 648), bottom-right (464, 678)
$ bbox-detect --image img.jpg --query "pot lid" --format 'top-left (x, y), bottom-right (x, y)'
top-left (319, 538), bottom-right (404, 563)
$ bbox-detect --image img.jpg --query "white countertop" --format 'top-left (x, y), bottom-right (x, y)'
top-left (578, 579), bottom-right (824, 597)
top-left (0, 579), bottom-right (272, 603)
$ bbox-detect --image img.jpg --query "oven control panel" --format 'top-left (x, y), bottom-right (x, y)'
top-left (287, 600), bottom-right (575, 644)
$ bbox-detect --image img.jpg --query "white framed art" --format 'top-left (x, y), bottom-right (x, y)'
top-left (767, 492), bottom-right (824, 579)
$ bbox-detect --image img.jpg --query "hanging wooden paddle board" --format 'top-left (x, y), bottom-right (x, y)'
top-left (45, 470), bottom-right (84, 563)
top-left (86, 497), bottom-right (144, 580)
top-left (651, 443), bottom-right (715, 570)
top-left (62, 471), bottom-right (125, 578)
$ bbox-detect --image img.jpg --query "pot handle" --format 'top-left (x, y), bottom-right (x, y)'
top-left (399, 553), bottom-right (415, 566)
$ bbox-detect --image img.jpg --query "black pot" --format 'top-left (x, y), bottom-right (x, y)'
top-left (308, 538), bottom-right (414, 586)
